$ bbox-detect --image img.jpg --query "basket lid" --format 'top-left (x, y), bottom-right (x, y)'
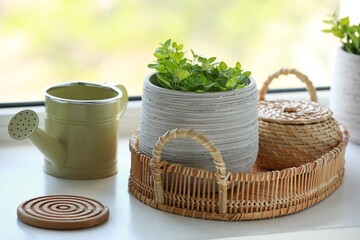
top-left (258, 100), bottom-right (333, 125)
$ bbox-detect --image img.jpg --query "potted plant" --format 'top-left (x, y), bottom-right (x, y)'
top-left (323, 13), bottom-right (360, 144)
top-left (139, 39), bottom-right (259, 172)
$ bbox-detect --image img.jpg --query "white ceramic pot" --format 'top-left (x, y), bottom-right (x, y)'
top-left (329, 48), bottom-right (360, 144)
top-left (139, 73), bottom-right (259, 172)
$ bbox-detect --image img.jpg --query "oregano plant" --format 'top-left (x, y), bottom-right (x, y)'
top-left (322, 13), bottom-right (360, 55)
top-left (148, 39), bottom-right (251, 92)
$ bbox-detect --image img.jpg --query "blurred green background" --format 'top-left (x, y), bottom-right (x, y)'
top-left (0, 0), bottom-right (342, 102)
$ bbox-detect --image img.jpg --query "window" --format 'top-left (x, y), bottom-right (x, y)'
top-left (1, 0), bottom-right (353, 104)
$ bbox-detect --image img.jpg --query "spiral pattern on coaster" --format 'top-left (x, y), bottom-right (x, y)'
top-left (17, 195), bottom-right (109, 230)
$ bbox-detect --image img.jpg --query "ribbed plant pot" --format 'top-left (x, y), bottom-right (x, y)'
top-left (329, 48), bottom-right (360, 144)
top-left (139, 73), bottom-right (259, 172)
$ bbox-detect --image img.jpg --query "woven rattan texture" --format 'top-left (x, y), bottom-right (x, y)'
top-left (258, 100), bottom-right (333, 125)
top-left (257, 118), bottom-right (342, 170)
top-left (258, 68), bottom-right (318, 102)
top-left (128, 126), bottom-right (348, 221)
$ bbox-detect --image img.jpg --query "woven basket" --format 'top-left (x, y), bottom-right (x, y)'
top-left (257, 69), bottom-right (342, 170)
top-left (129, 125), bottom-right (348, 221)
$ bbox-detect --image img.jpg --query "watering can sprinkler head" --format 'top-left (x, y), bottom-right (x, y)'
top-left (8, 110), bottom-right (39, 140)
top-left (8, 109), bottom-right (67, 169)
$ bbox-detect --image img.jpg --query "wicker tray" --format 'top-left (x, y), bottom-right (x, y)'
top-left (128, 125), bottom-right (348, 221)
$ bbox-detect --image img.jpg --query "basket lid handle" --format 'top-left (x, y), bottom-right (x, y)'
top-left (259, 68), bottom-right (318, 102)
top-left (150, 128), bottom-right (229, 214)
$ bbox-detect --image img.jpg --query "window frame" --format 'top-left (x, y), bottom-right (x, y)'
top-left (0, 88), bottom-right (331, 143)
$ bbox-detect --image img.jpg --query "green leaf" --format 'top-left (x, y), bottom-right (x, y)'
top-left (340, 17), bottom-right (349, 26)
top-left (164, 39), bottom-right (172, 47)
top-left (177, 44), bottom-right (184, 50)
top-left (174, 52), bottom-right (182, 63)
top-left (205, 82), bottom-right (216, 90)
top-left (321, 29), bottom-right (333, 33)
top-left (219, 61), bottom-right (227, 71)
top-left (147, 63), bottom-right (157, 69)
top-left (154, 52), bottom-right (166, 59)
top-left (235, 62), bottom-right (241, 69)
top-left (208, 57), bottom-right (216, 63)
top-left (349, 25), bottom-right (357, 32)
top-left (332, 28), bottom-right (344, 38)
top-left (215, 84), bottom-right (227, 91)
top-left (323, 19), bottom-right (334, 24)
top-left (180, 78), bottom-right (194, 91)
top-left (156, 73), bottom-right (172, 89)
top-left (191, 49), bottom-right (198, 59)
top-left (348, 31), bottom-right (360, 50)
top-left (176, 69), bottom-right (189, 81)
top-left (225, 77), bottom-right (237, 89)
top-left (235, 82), bottom-right (246, 89)
top-left (180, 58), bottom-right (187, 65)
top-left (243, 71), bottom-right (251, 77)
top-left (198, 74), bottom-right (207, 84)
top-left (155, 64), bottom-right (167, 73)
top-left (164, 61), bottom-right (178, 74)
top-left (178, 86), bottom-right (190, 91)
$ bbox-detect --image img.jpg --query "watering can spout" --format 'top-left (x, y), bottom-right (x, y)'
top-left (8, 110), bottom-right (67, 169)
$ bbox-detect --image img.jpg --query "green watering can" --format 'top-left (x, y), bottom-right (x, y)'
top-left (8, 82), bottom-right (128, 179)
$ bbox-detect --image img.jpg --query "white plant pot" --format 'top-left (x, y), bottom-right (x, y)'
top-left (329, 48), bottom-right (360, 144)
top-left (139, 73), bottom-right (259, 172)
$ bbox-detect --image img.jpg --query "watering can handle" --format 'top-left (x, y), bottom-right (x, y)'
top-left (115, 84), bottom-right (128, 118)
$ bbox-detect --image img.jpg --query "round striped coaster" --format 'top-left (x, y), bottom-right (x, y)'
top-left (17, 195), bottom-right (109, 230)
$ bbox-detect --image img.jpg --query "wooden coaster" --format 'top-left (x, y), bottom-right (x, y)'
top-left (17, 195), bottom-right (109, 230)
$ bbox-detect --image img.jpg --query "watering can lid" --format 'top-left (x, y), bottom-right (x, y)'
top-left (258, 100), bottom-right (333, 125)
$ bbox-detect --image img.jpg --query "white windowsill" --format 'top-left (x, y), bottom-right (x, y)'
top-left (1, 90), bottom-right (359, 239)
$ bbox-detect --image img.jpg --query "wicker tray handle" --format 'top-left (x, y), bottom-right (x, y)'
top-left (150, 128), bottom-right (229, 214)
top-left (259, 68), bottom-right (318, 102)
